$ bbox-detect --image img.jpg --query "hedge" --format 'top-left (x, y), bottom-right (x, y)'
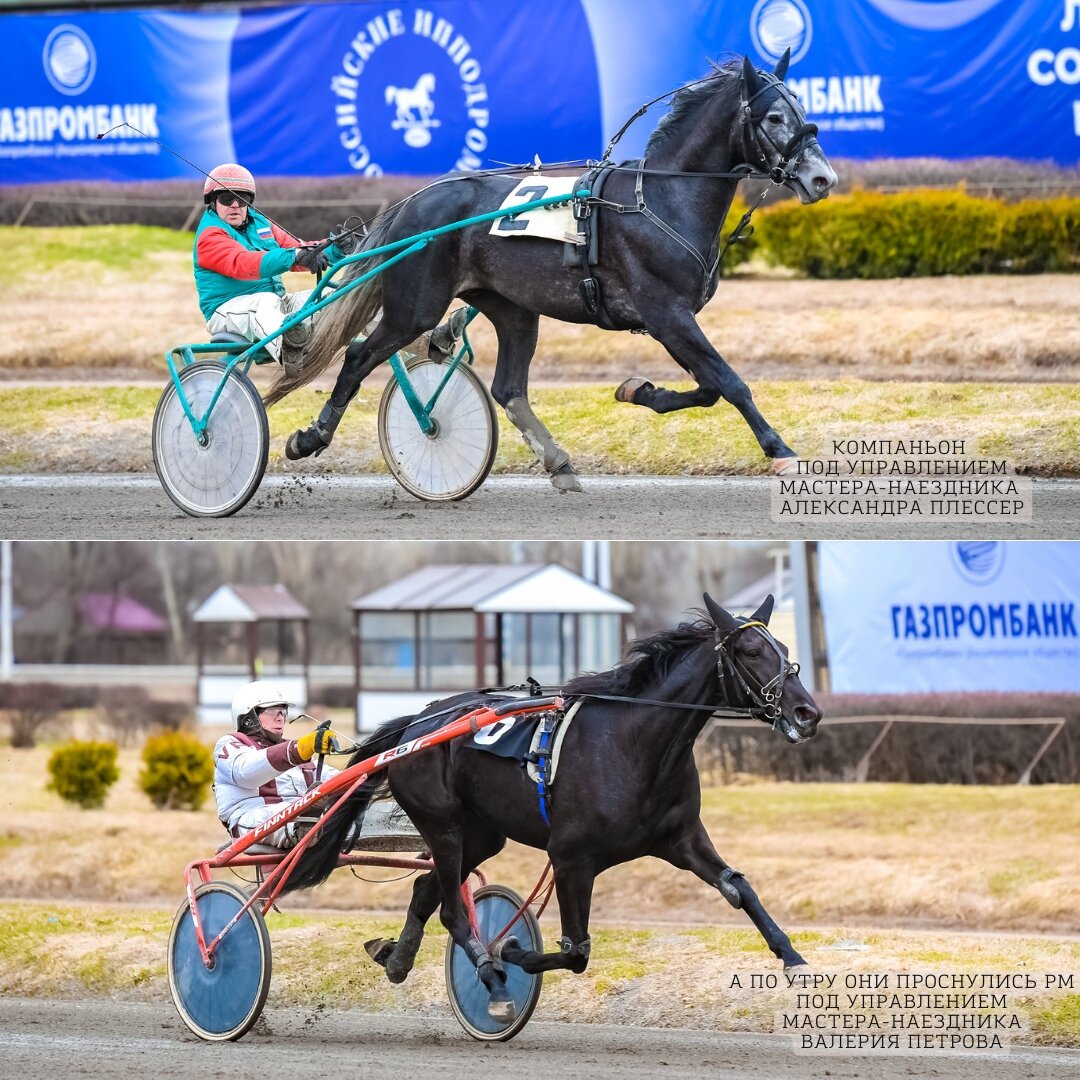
top-left (752, 189), bottom-right (1080, 278)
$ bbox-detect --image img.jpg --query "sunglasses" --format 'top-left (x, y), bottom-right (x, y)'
top-left (216, 193), bottom-right (250, 208)
top-left (258, 706), bottom-right (288, 720)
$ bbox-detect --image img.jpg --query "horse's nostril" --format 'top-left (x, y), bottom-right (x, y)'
top-left (813, 175), bottom-right (829, 188)
top-left (794, 706), bottom-right (820, 728)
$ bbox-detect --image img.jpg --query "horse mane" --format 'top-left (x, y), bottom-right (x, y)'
top-left (644, 57), bottom-right (743, 159)
top-left (564, 615), bottom-right (714, 698)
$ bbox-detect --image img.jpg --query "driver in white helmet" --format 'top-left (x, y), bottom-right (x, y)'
top-left (213, 680), bottom-right (342, 847)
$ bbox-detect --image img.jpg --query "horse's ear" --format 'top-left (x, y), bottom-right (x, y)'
top-left (774, 47), bottom-right (791, 82)
top-left (751, 594), bottom-right (775, 626)
top-left (703, 593), bottom-right (740, 633)
top-left (742, 55), bottom-right (762, 98)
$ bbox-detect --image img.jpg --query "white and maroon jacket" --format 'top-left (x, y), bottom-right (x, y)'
top-left (213, 731), bottom-right (337, 833)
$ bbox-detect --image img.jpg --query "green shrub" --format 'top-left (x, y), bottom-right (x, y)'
top-left (138, 730), bottom-right (213, 811)
top-left (755, 189), bottom-right (1080, 278)
top-left (46, 741), bottom-right (119, 809)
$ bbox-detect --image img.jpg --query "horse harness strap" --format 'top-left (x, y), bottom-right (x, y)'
top-left (524, 699), bottom-right (581, 826)
top-left (567, 164), bottom-right (621, 330)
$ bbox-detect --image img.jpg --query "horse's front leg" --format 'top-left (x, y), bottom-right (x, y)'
top-left (616, 309), bottom-right (796, 470)
top-left (656, 820), bottom-right (806, 969)
top-left (498, 860), bottom-right (595, 975)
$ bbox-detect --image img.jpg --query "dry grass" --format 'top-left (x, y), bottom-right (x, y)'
top-left (1, 900), bottom-right (1078, 1043)
top-left (3, 744), bottom-right (1079, 932)
top-left (2, 225), bottom-right (1079, 383)
top-left (0, 379), bottom-right (1077, 476)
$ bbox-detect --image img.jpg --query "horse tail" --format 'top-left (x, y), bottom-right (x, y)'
top-left (262, 205), bottom-right (403, 408)
top-left (281, 715), bottom-right (419, 895)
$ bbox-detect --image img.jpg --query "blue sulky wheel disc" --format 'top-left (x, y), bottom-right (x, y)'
top-left (444, 883), bottom-right (543, 1041)
top-left (167, 881), bottom-right (272, 1041)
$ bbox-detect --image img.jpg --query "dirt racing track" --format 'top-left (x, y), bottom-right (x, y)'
top-left (3, 999), bottom-right (1079, 1080)
top-left (4, 474), bottom-right (1080, 540)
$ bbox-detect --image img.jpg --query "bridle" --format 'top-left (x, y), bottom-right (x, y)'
top-left (714, 619), bottom-right (802, 729)
top-left (739, 72), bottom-right (821, 186)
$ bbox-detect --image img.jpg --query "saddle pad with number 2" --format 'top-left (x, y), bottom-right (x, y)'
top-left (489, 175), bottom-right (584, 244)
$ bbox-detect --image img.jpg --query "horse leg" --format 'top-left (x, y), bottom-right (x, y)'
top-left (480, 295), bottom-right (583, 493)
top-left (498, 860), bottom-right (595, 975)
top-left (367, 818), bottom-right (506, 985)
top-left (616, 310), bottom-right (796, 467)
top-left (423, 825), bottom-right (516, 1020)
top-left (364, 868), bottom-right (441, 984)
top-left (657, 820), bottom-right (806, 969)
top-left (286, 300), bottom-right (459, 460)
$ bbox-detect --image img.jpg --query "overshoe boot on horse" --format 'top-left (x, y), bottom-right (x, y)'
top-left (267, 51), bottom-right (836, 492)
top-left (284, 594), bottom-right (822, 1021)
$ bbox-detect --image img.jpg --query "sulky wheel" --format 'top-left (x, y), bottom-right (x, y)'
top-left (378, 357), bottom-right (498, 502)
top-left (167, 881), bottom-right (272, 1042)
top-left (444, 883), bottom-right (543, 1042)
top-left (153, 360), bottom-right (269, 517)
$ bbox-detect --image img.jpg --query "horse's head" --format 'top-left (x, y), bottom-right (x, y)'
top-left (741, 50), bottom-right (837, 204)
top-left (703, 591), bottom-right (822, 744)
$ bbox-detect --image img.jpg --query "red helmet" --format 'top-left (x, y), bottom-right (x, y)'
top-left (203, 163), bottom-right (256, 203)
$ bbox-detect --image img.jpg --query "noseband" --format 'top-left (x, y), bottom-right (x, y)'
top-left (714, 619), bottom-right (801, 728)
top-left (740, 73), bottom-right (820, 185)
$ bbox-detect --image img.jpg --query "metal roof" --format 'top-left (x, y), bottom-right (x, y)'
top-left (193, 583), bottom-right (310, 623)
top-left (352, 564), bottom-right (633, 615)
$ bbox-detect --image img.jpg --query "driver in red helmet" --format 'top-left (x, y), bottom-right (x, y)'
top-left (194, 163), bottom-right (466, 377)
top-left (194, 164), bottom-right (346, 376)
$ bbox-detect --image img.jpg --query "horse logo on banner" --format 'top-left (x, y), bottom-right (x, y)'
top-left (385, 73), bottom-right (441, 147)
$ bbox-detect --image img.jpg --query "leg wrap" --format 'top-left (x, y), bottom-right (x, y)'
top-left (504, 396), bottom-right (571, 473)
top-left (717, 867), bottom-right (743, 909)
top-left (312, 400), bottom-right (347, 447)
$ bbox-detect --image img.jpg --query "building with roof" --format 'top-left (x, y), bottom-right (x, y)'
top-left (351, 563), bottom-right (634, 731)
top-left (14, 591), bottom-right (168, 664)
top-left (192, 584), bottom-right (311, 724)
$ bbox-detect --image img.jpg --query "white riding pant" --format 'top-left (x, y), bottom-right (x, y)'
top-left (232, 801), bottom-right (299, 848)
top-left (206, 289), bottom-right (314, 363)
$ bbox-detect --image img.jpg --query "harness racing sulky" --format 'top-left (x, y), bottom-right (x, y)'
top-left (152, 51), bottom-right (835, 517)
top-left (168, 593), bottom-right (822, 1043)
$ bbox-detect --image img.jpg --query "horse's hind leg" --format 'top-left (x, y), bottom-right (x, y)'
top-left (367, 818), bottom-right (506, 985)
top-left (619, 308), bottom-right (796, 469)
top-left (365, 868), bottom-right (441, 983)
top-left (286, 293), bottom-right (458, 460)
top-left (477, 294), bottom-right (583, 493)
top-left (657, 820), bottom-right (806, 969)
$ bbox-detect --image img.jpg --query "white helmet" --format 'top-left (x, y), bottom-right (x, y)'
top-left (232, 680), bottom-right (292, 726)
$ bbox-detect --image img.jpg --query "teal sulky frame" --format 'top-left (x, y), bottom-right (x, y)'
top-left (165, 188), bottom-right (590, 442)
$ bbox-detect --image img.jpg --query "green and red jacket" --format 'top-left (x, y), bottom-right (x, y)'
top-left (193, 207), bottom-right (305, 320)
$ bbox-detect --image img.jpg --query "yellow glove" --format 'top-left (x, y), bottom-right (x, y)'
top-left (295, 728), bottom-right (341, 761)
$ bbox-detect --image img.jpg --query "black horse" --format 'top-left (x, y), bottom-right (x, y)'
top-left (271, 53), bottom-right (837, 491)
top-left (287, 593), bottom-right (822, 1021)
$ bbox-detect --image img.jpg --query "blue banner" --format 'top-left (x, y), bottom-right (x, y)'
top-left (1, 1), bottom-right (1077, 184)
top-left (818, 542), bottom-right (1080, 693)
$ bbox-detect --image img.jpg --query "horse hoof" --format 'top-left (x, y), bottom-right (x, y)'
top-left (769, 456), bottom-right (800, 476)
top-left (551, 466), bottom-right (583, 494)
top-left (487, 998), bottom-right (517, 1023)
top-left (285, 431), bottom-right (308, 461)
top-left (364, 938), bottom-right (395, 967)
top-left (385, 966), bottom-right (410, 985)
top-left (491, 935), bottom-right (519, 963)
top-left (615, 376), bottom-right (654, 404)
